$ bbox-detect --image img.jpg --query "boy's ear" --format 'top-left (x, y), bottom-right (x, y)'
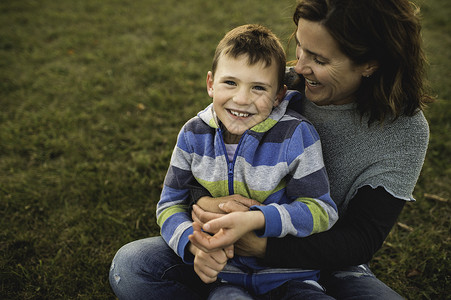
top-left (273, 85), bottom-right (287, 107)
top-left (206, 71), bottom-right (214, 98)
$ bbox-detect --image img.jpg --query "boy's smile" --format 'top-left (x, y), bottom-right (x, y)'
top-left (228, 109), bottom-right (250, 118)
top-left (206, 54), bottom-right (285, 143)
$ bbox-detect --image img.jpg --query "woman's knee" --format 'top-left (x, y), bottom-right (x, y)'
top-left (320, 265), bottom-right (404, 299)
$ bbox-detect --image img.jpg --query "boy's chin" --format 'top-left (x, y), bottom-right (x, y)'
top-left (222, 129), bottom-right (245, 144)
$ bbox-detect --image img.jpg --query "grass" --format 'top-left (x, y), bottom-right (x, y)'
top-left (0, 0), bottom-right (449, 299)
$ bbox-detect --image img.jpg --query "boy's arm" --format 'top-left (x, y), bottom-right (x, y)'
top-left (156, 127), bottom-right (196, 262)
top-left (251, 121), bottom-right (338, 238)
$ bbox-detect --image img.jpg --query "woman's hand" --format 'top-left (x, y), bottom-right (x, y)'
top-left (195, 196), bottom-right (227, 214)
top-left (192, 194), bottom-right (262, 226)
top-left (234, 231), bottom-right (267, 258)
top-left (191, 204), bottom-right (224, 227)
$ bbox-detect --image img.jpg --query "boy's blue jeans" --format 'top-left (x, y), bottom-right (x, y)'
top-left (109, 237), bottom-right (403, 299)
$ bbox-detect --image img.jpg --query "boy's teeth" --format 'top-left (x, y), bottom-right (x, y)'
top-left (230, 110), bottom-right (249, 117)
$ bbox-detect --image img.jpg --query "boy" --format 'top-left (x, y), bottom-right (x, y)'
top-left (157, 24), bottom-right (338, 297)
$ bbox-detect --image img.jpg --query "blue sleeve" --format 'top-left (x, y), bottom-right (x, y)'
top-left (156, 126), bottom-right (195, 263)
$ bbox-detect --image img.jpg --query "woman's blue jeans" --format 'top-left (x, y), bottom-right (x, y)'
top-left (109, 236), bottom-right (403, 299)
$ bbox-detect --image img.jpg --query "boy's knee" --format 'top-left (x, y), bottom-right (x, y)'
top-left (109, 240), bottom-right (150, 288)
top-left (112, 240), bottom-right (149, 269)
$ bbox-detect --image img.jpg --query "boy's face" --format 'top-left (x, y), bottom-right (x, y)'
top-left (207, 54), bottom-right (285, 140)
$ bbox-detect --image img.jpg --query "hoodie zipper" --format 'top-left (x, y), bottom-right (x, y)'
top-left (217, 127), bottom-right (246, 195)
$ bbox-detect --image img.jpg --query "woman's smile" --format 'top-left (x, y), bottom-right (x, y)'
top-left (305, 77), bottom-right (321, 87)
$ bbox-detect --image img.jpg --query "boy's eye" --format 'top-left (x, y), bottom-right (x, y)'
top-left (225, 80), bottom-right (236, 86)
top-left (254, 85), bottom-right (266, 91)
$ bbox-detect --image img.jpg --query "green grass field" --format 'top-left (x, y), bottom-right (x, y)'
top-left (1, 0), bottom-right (450, 299)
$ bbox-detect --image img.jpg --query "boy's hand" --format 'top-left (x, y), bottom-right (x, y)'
top-left (189, 211), bottom-right (265, 253)
top-left (189, 223), bottom-right (233, 284)
top-left (192, 247), bottom-right (229, 284)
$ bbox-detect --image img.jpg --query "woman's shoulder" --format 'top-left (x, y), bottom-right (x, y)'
top-left (390, 110), bottom-right (429, 143)
top-left (398, 109), bottom-right (428, 126)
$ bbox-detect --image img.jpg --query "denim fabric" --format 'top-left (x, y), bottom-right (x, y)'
top-left (109, 236), bottom-right (209, 299)
top-left (208, 279), bottom-right (334, 300)
top-left (109, 236), bottom-right (402, 299)
top-left (320, 264), bottom-right (404, 299)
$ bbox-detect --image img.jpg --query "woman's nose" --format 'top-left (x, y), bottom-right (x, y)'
top-left (294, 51), bottom-right (312, 75)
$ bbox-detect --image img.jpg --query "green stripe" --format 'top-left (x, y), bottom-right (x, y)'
top-left (196, 177), bottom-right (286, 203)
top-left (252, 118), bottom-right (277, 133)
top-left (209, 118), bottom-right (219, 128)
top-left (234, 179), bottom-right (286, 203)
top-left (157, 204), bottom-right (188, 227)
top-left (196, 177), bottom-right (229, 197)
top-left (296, 197), bottom-right (329, 234)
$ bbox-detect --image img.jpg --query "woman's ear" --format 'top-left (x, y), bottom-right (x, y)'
top-left (362, 60), bottom-right (379, 77)
top-left (274, 85), bottom-right (287, 107)
top-left (206, 71), bottom-right (214, 97)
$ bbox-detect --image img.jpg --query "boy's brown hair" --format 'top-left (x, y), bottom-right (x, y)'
top-left (211, 24), bottom-right (286, 92)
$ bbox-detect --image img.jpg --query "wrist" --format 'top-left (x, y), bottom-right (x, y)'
top-left (248, 210), bottom-right (265, 231)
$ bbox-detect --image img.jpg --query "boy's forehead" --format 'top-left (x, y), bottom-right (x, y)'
top-left (218, 52), bottom-right (274, 69)
top-left (214, 54), bottom-right (279, 85)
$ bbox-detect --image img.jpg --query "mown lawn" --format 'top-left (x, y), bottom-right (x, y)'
top-left (1, 0), bottom-right (449, 299)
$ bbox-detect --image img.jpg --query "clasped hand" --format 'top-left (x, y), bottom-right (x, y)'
top-left (188, 195), bottom-right (266, 283)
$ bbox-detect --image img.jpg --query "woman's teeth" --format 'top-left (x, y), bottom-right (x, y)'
top-left (230, 110), bottom-right (249, 117)
top-left (305, 78), bottom-right (320, 87)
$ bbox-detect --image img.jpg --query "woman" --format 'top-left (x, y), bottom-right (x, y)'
top-left (110, 0), bottom-right (432, 298)
top-left (189, 0), bottom-right (432, 298)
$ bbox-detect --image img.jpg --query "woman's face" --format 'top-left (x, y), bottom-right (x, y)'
top-left (294, 18), bottom-right (370, 106)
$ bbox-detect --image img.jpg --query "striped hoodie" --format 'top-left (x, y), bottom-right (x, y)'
top-left (156, 90), bottom-right (338, 294)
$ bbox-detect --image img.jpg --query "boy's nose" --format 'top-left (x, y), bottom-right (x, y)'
top-left (233, 88), bottom-right (252, 105)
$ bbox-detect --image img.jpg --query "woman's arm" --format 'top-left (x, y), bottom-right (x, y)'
top-left (262, 186), bottom-right (406, 269)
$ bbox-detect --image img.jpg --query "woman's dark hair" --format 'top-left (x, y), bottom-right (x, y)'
top-left (293, 0), bottom-right (433, 124)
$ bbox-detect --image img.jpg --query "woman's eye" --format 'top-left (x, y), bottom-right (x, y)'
top-left (295, 37), bottom-right (301, 47)
top-left (254, 86), bottom-right (266, 91)
top-left (314, 57), bottom-right (326, 65)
